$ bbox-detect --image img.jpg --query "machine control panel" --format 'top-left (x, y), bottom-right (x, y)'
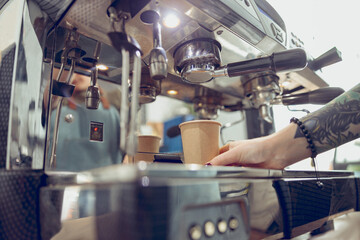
top-left (289, 32), bottom-right (305, 48)
top-left (182, 198), bottom-right (249, 240)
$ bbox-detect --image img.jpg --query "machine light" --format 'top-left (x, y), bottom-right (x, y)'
top-left (163, 13), bottom-right (180, 28)
top-left (167, 89), bottom-right (178, 95)
top-left (96, 64), bottom-right (109, 70)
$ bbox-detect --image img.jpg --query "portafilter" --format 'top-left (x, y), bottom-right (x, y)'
top-left (173, 38), bottom-right (307, 83)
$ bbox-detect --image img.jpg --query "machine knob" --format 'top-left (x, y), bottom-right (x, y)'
top-left (217, 219), bottom-right (228, 234)
top-left (309, 47), bottom-right (342, 71)
top-left (204, 221), bottom-right (216, 237)
top-left (188, 224), bottom-right (202, 240)
top-left (228, 217), bottom-right (239, 231)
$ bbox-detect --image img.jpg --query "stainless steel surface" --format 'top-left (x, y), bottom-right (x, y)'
top-left (120, 48), bottom-right (130, 152)
top-left (173, 38), bottom-right (222, 83)
top-left (57, 0), bottom-right (331, 110)
top-left (138, 67), bottom-right (161, 104)
top-left (1, 0), bottom-right (52, 169)
top-left (85, 41), bottom-right (101, 109)
top-left (127, 51), bottom-right (141, 156)
top-left (40, 165), bottom-right (358, 240)
top-left (143, 10), bottom-right (168, 80)
top-left (85, 85), bottom-right (100, 109)
top-left (243, 72), bottom-right (280, 122)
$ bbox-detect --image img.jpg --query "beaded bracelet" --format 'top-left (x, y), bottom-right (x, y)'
top-left (290, 117), bottom-right (323, 188)
top-left (290, 117), bottom-right (317, 158)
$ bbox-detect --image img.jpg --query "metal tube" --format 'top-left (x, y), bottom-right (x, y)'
top-left (119, 49), bottom-right (130, 152)
top-left (56, 63), bottom-right (65, 82)
top-left (65, 59), bottom-right (75, 84)
top-left (92, 42), bottom-right (101, 86)
top-left (90, 66), bottom-right (98, 86)
top-left (49, 59), bottom-right (75, 168)
top-left (45, 62), bottom-right (64, 167)
top-left (127, 50), bottom-right (141, 156)
top-left (153, 22), bottom-right (162, 48)
top-left (93, 41), bottom-right (101, 61)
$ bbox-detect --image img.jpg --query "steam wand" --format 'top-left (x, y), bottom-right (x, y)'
top-left (49, 30), bottom-right (85, 168)
top-left (108, 7), bottom-right (143, 156)
top-left (140, 10), bottom-right (168, 80)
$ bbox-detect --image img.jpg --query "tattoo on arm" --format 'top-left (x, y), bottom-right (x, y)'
top-left (294, 83), bottom-right (360, 153)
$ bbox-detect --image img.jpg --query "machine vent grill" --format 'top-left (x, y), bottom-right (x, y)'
top-left (34, 0), bottom-right (73, 22)
top-left (0, 44), bottom-right (15, 168)
top-left (67, 0), bottom-right (103, 27)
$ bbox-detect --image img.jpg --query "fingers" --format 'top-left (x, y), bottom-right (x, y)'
top-left (219, 143), bottom-right (230, 154)
top-left (207, 146), bottom-right (241, 166)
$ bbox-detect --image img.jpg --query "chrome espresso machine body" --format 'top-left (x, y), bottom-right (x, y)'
top-left (0, 0), bottom-right (358, 240)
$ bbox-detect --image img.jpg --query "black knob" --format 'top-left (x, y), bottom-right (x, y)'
top-left (309, 47), bottom-right (342, 71)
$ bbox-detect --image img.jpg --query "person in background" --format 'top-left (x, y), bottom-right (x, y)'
top-left (44, 69), bottom-right (122, 171)
top-left (208, 83), bottom-right (360, 169)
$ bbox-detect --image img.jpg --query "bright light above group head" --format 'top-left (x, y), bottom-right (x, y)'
top-left (162, 13), bottom-right (180, 28)
top-left (96, 64), bottom-right (109, 71)
top-left (167, 89), bottom-right (178, 95)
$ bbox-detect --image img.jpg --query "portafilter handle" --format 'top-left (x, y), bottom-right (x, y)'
top-left (214, 48), bottom-right (307, 78)
top-left (279, 87), bottom-right (345, 105)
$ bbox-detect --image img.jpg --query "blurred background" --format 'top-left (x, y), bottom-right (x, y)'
top-left (269, 0), bottom-right (360, 170)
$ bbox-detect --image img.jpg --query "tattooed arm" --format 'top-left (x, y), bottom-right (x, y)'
top-left (299, 83), bottom-right (360, 153)
top-left (208, 83), bottom-right (360, 169)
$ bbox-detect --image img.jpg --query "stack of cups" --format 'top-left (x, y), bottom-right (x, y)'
top-left (132, 135), bottom-right (161, 163)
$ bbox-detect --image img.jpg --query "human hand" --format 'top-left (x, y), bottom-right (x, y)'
top-left (207, 136), bottom-right (286, 169)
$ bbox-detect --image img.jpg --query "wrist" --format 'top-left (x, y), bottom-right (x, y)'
top-left (264, 123), bottom-right (310, 169)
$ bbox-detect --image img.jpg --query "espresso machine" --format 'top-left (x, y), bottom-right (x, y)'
top-left (0, 0), bottom-right (358, 239)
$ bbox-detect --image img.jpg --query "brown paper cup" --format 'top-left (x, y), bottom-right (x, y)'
top-left (179, 120), bottom-right (221, 164)
top-left (132, 135), bottom-right (161, 163)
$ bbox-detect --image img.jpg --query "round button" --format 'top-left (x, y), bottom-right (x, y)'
top-left (204, 221), bottom-right (216, 237)
top-left (189, 225), bottom-right (202, 240)
top-left (229, 217), bottom-right (239, 231)
top-left (217, 219), bottom-right (227, 234)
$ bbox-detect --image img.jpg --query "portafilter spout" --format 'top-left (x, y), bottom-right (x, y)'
top-left (140, 10), bottom-right (168, 80)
